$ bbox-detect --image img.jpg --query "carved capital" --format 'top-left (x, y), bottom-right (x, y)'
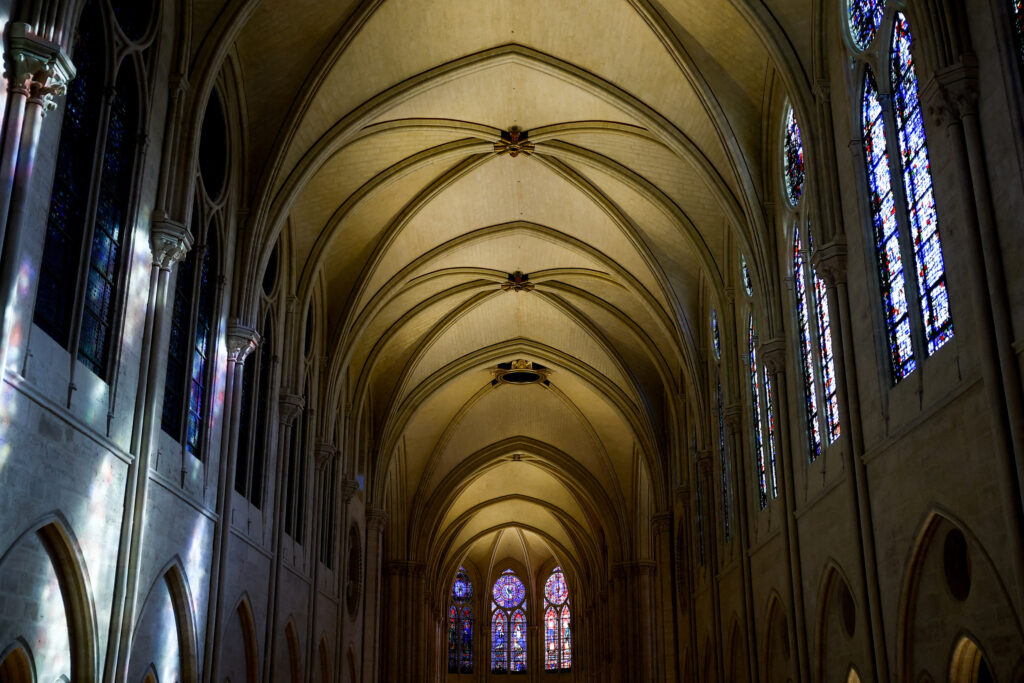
top-left (674, 484), bottom-right (690, 504)
top-left (651, 512), bottom-right (672, 535)
top-left (724, 404), bottom-right (745, 431)
top-left (151, 218), bottom-right (192, 270)
top-left (315, 441), bottom-right (337, 471)
top-left (4, 23), bottom-right (74, 110)
top-left (366, 506), bottom-right (388, 532)
top-left (761, 339), bottom-right (788, 375)
top-left (696, 450), bottom-right (714, 475)
top-left (226, 323), bottom-right (259, 363)
top-left (922, 54), bottom-right (979, 127)
top-left (340, 477), bottom-right (360, 503)
top-left (278, 393), bottom-right (305, 426)
top-left (813, 238), bottom-right (848, 288)
top-left (813, 79), bottom-right (831, 103)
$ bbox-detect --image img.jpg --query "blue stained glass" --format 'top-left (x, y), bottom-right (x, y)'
top-left (448, 606), bottom-right (459, 673)
top-left (448, 567), bottom-right (474, 674)
top-left (186, 236), bottom-right (217, 458)
top-left (560, 608), bottom-right (572, 669)
top-left (163, 241), bottom-right (196, 440)
top-left (849, 0), bottom-right (885, 50)
top-left (544, 568), bottom-right (568, 604)
top-left (511, 610), bottom-right (527, 672)
top-left (863, 70), bottom-right (917, 381)
top-left (813, 269), bottom-right (841, 442)
top-left (749, 316), bottom-right (768, 509)
top-left (1014, 0), bottom-right (1024, 66)
top-left (764, 370), bottom-right (779, 499)
top-left (452, 567), bottom-right (473, 603)
top-left (890, 13), bottom-right (954, 356)
top-left (784, 106), bottom-right (805, 205)
top-left (491, 608), bottom-right (507, 672)
top-left (794, 228), bottom-right (822, 460)
top-left (461, 607), bottom-right (473, 673)
top-left (741, 255), bottom-right (754, 296)
top-left (711, 309), bottom-right (721, 359)
top-left (545, 606), bottom-right (559, 671)
top-left (492, 570), bottom-right (525, 609)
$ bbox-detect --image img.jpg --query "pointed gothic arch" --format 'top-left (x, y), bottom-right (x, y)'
top-left (0, 640), bottom-right (35, 683)
top-left (235, 596), bottom-right (259, 683)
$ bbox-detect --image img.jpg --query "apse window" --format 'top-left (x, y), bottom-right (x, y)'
top-left (543, 566), bottom-right (572, 671)
top-left (491, 569), bottom-right (527, 673)
top-left (448, 566), bottom-right (474, 674)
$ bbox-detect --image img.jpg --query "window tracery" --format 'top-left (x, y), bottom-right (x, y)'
top-left (543, 567), bottom-right (571, 671)
top-left (491, 569), bottom-right (527, 673)
top-left (748, 315), bottom-right (776, 509)
top-left (783, 106), bottom-right (805, 206)
top-left (448, 567), bottom-right (473, 674)
top-left (848, 0), bottom-right (885, 50)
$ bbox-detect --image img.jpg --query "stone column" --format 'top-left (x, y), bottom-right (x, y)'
top-left (204, 323), bottom-right (260, 683)
top-left (362, 507), bottom-right (387, 683)
top-left (650, 511), bottom-right (675, 683)
top-left (334, 475), bottom-right (359, 683)
top-left (924, 62), bottom-right (1024, 610)
top-left (105, 220), bottom-right (191, 682)
top-left (762, 341), bottom-right (809, 683)
top-left (262, 393), bottom-right (304, 683)
top-left (0, 23), bottom-right (71, 373)
top-left (724, 404), bottom-right (757, 683)
top-left (813, 241), bottom-right (886, 682)
top-left (306, 441), bottom-right (337, 681)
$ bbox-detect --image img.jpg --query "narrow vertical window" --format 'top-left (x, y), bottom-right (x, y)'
top-left (543, 567), bottom-right (571, 671)
top-left (741, 255), bottom-right (753, 296)
top-left (794, 228), bottom-right (822, 459)
top-left (1014, 0), bottom-right (1024, 66)
top-left (890, 13), bottom-right (954, 355)
top-left (813, 269), bottom-right (840, 441)
top-left (783, 106), bottom-right (805, 206)
top-left (162, 234), bottom-right (196, 439)
top-left (848, 0), bottom-right (885, 50)
top-left (764, 370), bottom-right (779, 499)
top-left (185, 231), bottom-right (217, 458)
top-left (711, 309), bottom-right (721, 359)
top-left (448, 567), bottom-right (473, 674)
top-left (863, 70), bottom-right (916, 381)
top-left (749, 315), bottom-right (768, 509)
top-left (717, 380), bottom-right (730, 543)
top-left (491, 569), bottom-right (526, 673)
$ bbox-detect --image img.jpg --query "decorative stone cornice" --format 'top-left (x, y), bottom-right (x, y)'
top-left (383, 560), bottom-right (425, 577)
top-left (761, 339), bottom-right (788, 375)
top-left (340, 477), bottom-right (360, 503)
top-left (813, 237), bottom-right (848, 288)
top-left (922, 54), bottom-right (979, 127)
top-left (278, 393), bottom-right (305, 426)
top-left (366, 506), bottom-right (388, 532)
top-left (150, 218), bottom-right (192, 270)
top-left (4, 22), bottom-right (74, 110)
top-left (226, 323), bottom-right (260, 363)
top-left (315, 441), bottom-right (337, 471)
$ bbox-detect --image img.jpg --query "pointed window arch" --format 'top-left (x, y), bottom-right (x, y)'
top-left (783, 106), bottom-right (805, 206)
top-left (491, 569), bottom-right (527, 673)
top-left (447, 567), bottom-right (473, 674)
top-left (748, 315), bottom-right (778, 509)
top-left (543, 567), bottom-right (571, 671)
top-left (890, 13), bottom-right (953, 355)
top-left (793, 227), bottom-right (822, 458)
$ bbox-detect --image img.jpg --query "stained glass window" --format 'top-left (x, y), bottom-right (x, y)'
top-left (448, 567), bottom-right (473, 674)
top-left (794, 228), bottom-right (822, 459)
top-left (711, 309), bottom-right (721, 359)
top-left (890, 13), bottom-right (953, 355)
top-left (741, 255), bottom-right (754, 296)
top-left (1014, 0), bottom-right (1024, 66)
top-left (749, 316), bottom-right (768, 509)
top-left (544, 567), bottom-right (571, 671)
top-left (35, 4), bottom-right (103, 348)
top-left (764, 370), bottom-right (779, 499)
top-left (236, 314), bottom-right (272, 508)
top-left (491, 569), bottom-right (527, 673)
top-left (848, 0), bottom-right (885, 50)
top-left (162, 236), bottom-right (196, 440)
top-left (863, 69), bottom-right (916, 381)
top-left (185, 232), bottom-right (217, 458)
top-left (784, 106), bottom-right (805, 206)
top-left (814, 268), bottom-right (840, 442)
top-left (717, 380), bottom-right (730, 543)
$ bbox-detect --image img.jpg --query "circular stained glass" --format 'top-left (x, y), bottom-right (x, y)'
top-left (544, 568), bottom-right (568, 605)
top-left (783, 106), bottom-right (805, 206)
top-left (452, 567), bottom-right (473, 603)
top-left (848, 0), bottom-right (885, 51)
top-left (492, 571), bottom-right (526, 608)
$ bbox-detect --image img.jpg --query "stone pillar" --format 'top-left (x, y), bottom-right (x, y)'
top-left (813, 240), bottom-right (886, 682)
top-left (105, 220), bottom-right (191, 682)
top-left (0, 23), bottom-right (71, 373)
top-left (362, 507), bottom-right (387, 683)
top-left (334, 475), bottom-right (359, 683)
top-left (204, 323), bottom-right (260, 683)
top-left (262, 393), bottom-right (304, 683)
top-left (724, 404), bottom-right (757, 683)
top-left (762, 341), bottom-right (809, 683)
top-left (924, 62), bottom-right (1024, 610)
top-left (650, 511), bottom-right (675, 683)
top-left (306, 441), bottom-right (337, 683)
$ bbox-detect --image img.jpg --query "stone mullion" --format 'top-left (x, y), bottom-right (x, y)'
top-left (762, 342), bottom-right (809, 683)
top-left (333, 474), bottom-right (358, 683)
top-left (362, 507), bottom-right (387, 683)
top-left (696, 452), bottom-right (724, 683)
top-left (650, 512), bottom-right (675, 683)
top-left (813, 241), bottom-right (887, 682)
top-left (305, 442), bottom-right (336, 683)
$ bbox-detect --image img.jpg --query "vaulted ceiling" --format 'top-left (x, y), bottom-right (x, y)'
top-left (199, 0), bottom-right (811, 591)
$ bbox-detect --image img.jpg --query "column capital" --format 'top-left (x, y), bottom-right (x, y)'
top-left (314, 440), bottom-right (337, 471)
top-left (340, 477), bottom-right (360, 503)
top-left (150, 218), bottom-right (192, 270)
top-left (921, 54), bottom-right (979, 127)
top-left (278, 393), bottom-right (305, 425)
top-left (724, 404), bottom-right (745, 431)
top-left (813, 237), bottom-right (848, 288)
top-left (813, 79), bottom-right (831, 103)
top-left (650, 512), bottom-right (672, 534)
top-left (4, 22), bottom-right (74, 109)
top-left (695, 450), bottom-right (714, 473)
top-left (226, 322), bottom-right (260, 363)
top-left (761, 339), bottom-right (788, 375)
top-left (366, 506), bottom-right (388, 531)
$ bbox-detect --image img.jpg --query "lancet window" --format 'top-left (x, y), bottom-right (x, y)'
top-left (35, 0), bottom-right (155, 381)
top-left (543, 567), bottom-right (571, 671)
top-left (448, 567), bottom-right (473, 674)
top-left (748, 315), bottom-right (778, 509)
top-left (491, 569), bottom-right (527, 673)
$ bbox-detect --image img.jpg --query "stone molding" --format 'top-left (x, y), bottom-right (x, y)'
top-left (761, 339), bottom-right (788, 375)
top-left (340, 478), bottom-right (360, 503)
top-left (366, 506), bottom-right (388, 532)
top-left (922, 54), bottom-right (979, 127)
top-left (4, 22), bottom-right (73, 110)
top-left (226, 323), bottom-right (260, 364)
top-left (150, 218), bottom-right (192, 270)
top-left (278, 393), bottom-right (305, 426)
top-left (724, 404), bottom-right (745, 431)
top-left (650, 512), bottom-right (672, 534)
top-left (315, 441), bottom-right (337, 471)
top-left (813, 237), bottom-right (848, 288)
